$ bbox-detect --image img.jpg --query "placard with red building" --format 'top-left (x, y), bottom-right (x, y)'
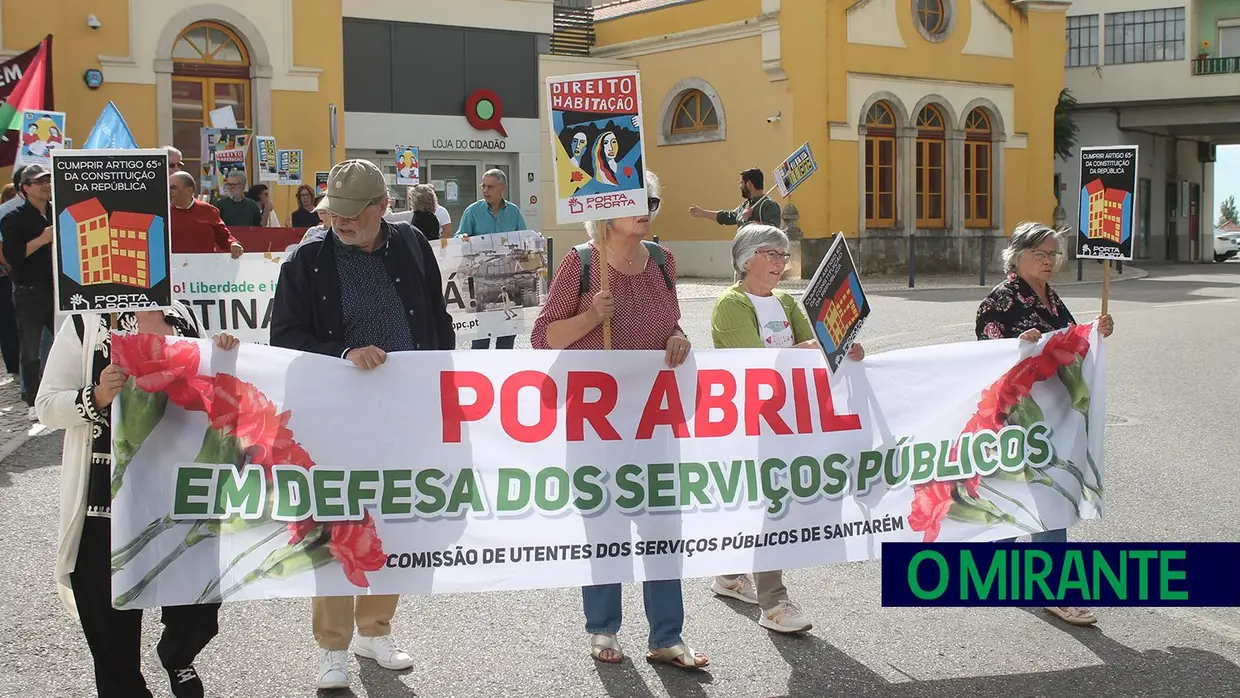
top-left (1076, 145), bottom-right (1138, 260)
top-left (801, 232), bottom-right (870, 374)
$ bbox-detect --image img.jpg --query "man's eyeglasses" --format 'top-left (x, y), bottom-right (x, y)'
top-left (756, 250), bottom-right (792, 263)
top-left (648, 196), bottom-right (661, 213)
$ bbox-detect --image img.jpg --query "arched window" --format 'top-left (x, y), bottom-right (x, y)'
top-left (864, 102), bottom-right (897, 228)
top-left (171, 21), bottom-right (251, 187)
top-left (964, 108), bottom-right (992, 228)
top-left (915, 105), bottom-right (946, 228)
top-left (670, 89), bottom-right (719, 134)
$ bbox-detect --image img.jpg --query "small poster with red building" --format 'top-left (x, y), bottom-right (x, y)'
top-left (1076, 145), bottom-right (1138, 261)
top-left (801, 232), bottom-right (870, 374)
top-left (50, 149), bottom-right (172, 313)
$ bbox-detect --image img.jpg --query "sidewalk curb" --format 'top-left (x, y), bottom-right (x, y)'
top-left (0, 430), bottom-right (33, 464)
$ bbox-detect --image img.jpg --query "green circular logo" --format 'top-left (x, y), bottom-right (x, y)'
top-left (475, 99), bottom-right (495, 120)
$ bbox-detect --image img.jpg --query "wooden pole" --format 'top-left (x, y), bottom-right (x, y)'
top-left (600, 232), bottom-right (611, 350)
top-left (1101, 260), bottom-right (1111, 316)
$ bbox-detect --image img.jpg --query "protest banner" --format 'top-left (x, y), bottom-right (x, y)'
top-left (201, 128), bottom-right (252, 191)
top-left (169, 232), bottom-right (547, 343)
top-left (1076, 146), bottom-right (1138, 262)
top-left (15, 108), bottom-right (65, 168)
top-left (396, 146), bottom-right (420, 185)
top-left (277, 149), bottom-right (302, 186)
top-left (801, 233), bottom-right (870, 373)
top-left (108, 324), bottom-right (1105, 608)
top-left (314, 171), bottom-right (329, 197)
top-left (256, 137), bottom-right (278, 182)
top-left (773, 142), bottom-right (817, 198)
top-left (546, 70), bottom-right (649, 224)
top-left (170, 253), bottom-right (282, 345)
top-left (51, 149), bottom-right (172, 313)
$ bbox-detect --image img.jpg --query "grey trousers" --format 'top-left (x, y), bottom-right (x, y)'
top-left (718, 572), bottom-right (788, 610)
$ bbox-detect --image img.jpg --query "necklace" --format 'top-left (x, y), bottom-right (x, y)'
top-left (607, 244), bottom-right (642, 266)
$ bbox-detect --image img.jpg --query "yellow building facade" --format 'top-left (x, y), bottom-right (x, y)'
top-left (0, 0), bottom-right (343, 214)
top-left (592, 0), bottom-right (1071, 276)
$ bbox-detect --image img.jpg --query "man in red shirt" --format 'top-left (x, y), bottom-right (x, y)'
top-left (169, 171), bottom-right (244, 257)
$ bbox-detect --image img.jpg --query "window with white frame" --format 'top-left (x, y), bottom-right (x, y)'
top-left (1066, 15), bottom-right (1100, 67)
top-left (1104, 8), bottom-right (1186, 64)
top-left (1219, 20), bottom-right (1240, 58)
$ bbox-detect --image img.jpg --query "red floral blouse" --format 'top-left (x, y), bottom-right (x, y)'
top-left (975, 272), bottom-right (1076, 341)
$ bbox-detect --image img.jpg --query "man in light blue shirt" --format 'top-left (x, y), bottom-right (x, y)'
top-left (456, 169), bottom-right (526, 349)
top-left (455, 169), bottom-right (526, 237)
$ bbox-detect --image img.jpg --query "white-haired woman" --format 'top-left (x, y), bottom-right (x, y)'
top-left (975, 221), bottom-right (1114, 627)
top-left (531, 172), bottom-right (707, 670)
top-left (708, 224), bottom-right (863, 633)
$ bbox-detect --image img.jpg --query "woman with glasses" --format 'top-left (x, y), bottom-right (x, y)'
top-left (707, 224), bottom-right (863, 633)
top-left (974, 221), bottom-right (1114, 627)
top-left (290, 185), bottom-right (320, 228)
top-left (531, 172), bottom-right (708, 670)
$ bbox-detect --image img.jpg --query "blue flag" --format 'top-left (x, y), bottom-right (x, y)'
top-left (83, 101), bottom-right (138, 149)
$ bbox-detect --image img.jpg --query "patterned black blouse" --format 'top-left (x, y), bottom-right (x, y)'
top-left (80, 310), bottom-right (198, 518)
top-left (975, 272), bottom-right (1076, 341)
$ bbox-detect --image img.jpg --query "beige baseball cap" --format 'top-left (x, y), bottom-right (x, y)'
top-left (315, 159), bottom-right (387, 218)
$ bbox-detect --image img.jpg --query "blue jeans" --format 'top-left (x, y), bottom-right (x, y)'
top-left (582, 580), bottom-right (684, 650)
top-left (471, 335), bottom-right (516, 350)
top-left (998, 528), bottom-right (1068, 544)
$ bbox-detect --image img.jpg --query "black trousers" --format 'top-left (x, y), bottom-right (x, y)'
top-left (0, 277), bottom-right (20, 374)
top-left (70, 516), bottom-right (221, 698)
top-left (12, 283), bottom-right (53, 407)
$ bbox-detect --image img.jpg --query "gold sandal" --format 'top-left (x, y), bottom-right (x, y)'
top-left (646, 643), bottom-right (709, 670)
top-left (589, 633), bottom-right (624, 663)
top-left (1045, 606), bottom-right (1098, 626)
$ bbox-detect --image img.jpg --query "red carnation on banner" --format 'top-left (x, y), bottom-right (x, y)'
top-left (908, 324), bottom-right (1095, 542)
top-left (107, 332), bottom-right (390, 606)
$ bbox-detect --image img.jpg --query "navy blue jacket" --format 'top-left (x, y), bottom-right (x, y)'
top-left (270, 220), bottom-right (454, 357)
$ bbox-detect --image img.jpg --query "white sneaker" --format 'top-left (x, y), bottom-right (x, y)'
top-left (711, 575), bottom-right (759, 605)
top-left (353, 633), bottom-right (414, 670)
top-left (316, 649), bottom-right (349, 690)
top-left (759, 600), bottom-right (813, 633)
top-left (27, 406), bottom-right (37, 422)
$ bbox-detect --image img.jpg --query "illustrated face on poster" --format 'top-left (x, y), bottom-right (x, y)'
top-left (51, 149), bottom-right (172, 313)
top-left (1076, 145), bottom-right (1138, 261)
top-left (546, 70), bottom-right (649, 223)
top-left (16, 110), bottom-right (66, 168)
top-left (201, 128), bottom-right (252, 191)
top-left (395, 146), bottom-right (420, 186)
top-left (801, 233), bottom-right (870, 374)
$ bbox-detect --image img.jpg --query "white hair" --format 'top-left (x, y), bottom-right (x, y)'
top-left (731, 224), bottom-right (789, 279)
top-left (163, 145), bottom-right (182, 158)
top-left (482, 168), bottom-right (507, 187)
top-left (584, 171), bottom-right (661, 242)
top-left (1002, 221), bottom-right (1067, 272)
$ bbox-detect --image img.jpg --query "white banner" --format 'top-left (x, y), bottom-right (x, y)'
top-left (170, 233), bottom-right (546, 344)
top-left (109, 325), bottom-right (1105, 609)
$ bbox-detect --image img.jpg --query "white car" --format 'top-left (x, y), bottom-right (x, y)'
top-left (1215, 229), bottom-right (1239, 262)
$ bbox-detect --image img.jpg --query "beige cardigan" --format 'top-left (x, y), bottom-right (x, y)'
top-left (36, 303), bottom-right (204, 619)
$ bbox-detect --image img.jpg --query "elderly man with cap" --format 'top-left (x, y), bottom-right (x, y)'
top-left (1, 164), bottom-right (56, 421)
top-left (270, 159), bottom-right (454, 691)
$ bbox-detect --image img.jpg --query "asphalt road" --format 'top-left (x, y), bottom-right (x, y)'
top-left (2, 263), bottom-right (1239, 698)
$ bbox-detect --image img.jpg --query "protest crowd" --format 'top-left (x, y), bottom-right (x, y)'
top-left (1, 72), bottom-right (1117, 696)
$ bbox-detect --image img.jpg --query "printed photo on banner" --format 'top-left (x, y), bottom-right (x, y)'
top-left (50, 149), bottom-right (171, 313)
top-left (315, 171), bottom-right (329, 197)
top-left (434, 230), bottom-right (547, 339)
top-left (1076, 145), bottom-right (1138, 261)
top-left (277, 149), bottom-right (302, 186)
top-left (201, 128), bottom-right (252, 192)
top-left (171, 253), bottom-right (282, 345)
top-left (774, 141), bottom-right (818, 198)
top-left (107, 327), bottom-right (1105, 608)
top-left (395, 145), bottom-right (420, 185)
top-left (256, 136), bottom-right (278, 182)
top-left (802, 233), bottom-right (870, 373)
top-left (15, 109), bottom-right (65, 167)
top-left (546, 69), bottom-right (648, 223)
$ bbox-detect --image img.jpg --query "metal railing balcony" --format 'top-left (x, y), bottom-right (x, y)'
top-left (1191, 56), bottom-right (1240, 76)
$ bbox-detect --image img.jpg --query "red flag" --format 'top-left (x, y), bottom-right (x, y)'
top-left (0, 35), bottom-right (54, 167)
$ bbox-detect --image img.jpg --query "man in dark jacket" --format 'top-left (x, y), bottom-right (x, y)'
top-left (269, 158), bottom-right (453, 691)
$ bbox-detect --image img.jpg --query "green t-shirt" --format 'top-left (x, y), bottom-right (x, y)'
top-left (214, 196), bottom-right (263, 227)
top-left (716, 195), bottom-right (782, 228)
